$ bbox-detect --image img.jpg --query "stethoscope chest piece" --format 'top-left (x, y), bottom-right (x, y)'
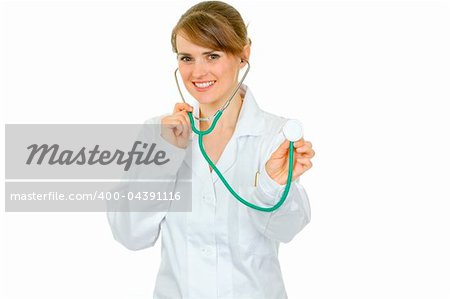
top-left (283, 119), bottom-right (303, 142)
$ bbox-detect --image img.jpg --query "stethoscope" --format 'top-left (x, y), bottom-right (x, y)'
top-left (174, 59), bottom-right (303, 212)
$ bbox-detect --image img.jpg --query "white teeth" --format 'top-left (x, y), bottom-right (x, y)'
top-left (194, 81), bottom-right (215, 88)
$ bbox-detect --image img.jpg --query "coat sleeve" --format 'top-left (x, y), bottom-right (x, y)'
top-left (106, 115), bottom-right (188, 250)
top-left (246, 128), bottom-right (312, 244)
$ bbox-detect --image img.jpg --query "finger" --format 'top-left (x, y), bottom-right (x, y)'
top-left (295, 157), bottom-right (313, 170)
top-left (182, 113), bottom-right (190, 132)
top-left (173, 103), bottom-right (194, 114)
top-left (173, 112), bottom-right (189, 124)
top-left (271, 139), bottom-right (291, 159)
top-left (171, 113), bottom-right (190, 128)
top-left (174, 121), bottom-right (189, 136)
top-left (177, 111), bottom-right (192, 129)
top-left (174, 122), bottom-right (182, 136)
top-left (296, 145), bottom-right (315, 157)
top-left (181, 122), bottom-right (188, 139)
top-left (293, 138), bottom-right (306, 148)
top-left (174, 109), bottom-right (194, 125)
top-left (163, 113), bottom-right (184, 123)
top-left (293, 161), bottom-right (311, 177)
top-left (182, 117), bottom-right (192, 136)
top-left (163, 117), bottom-right (178, 129)
top-left (181, 113), bottom-right (192, 136)
top-left (174, 118), bottom-right (190, 136)
top-left (301, 149), bottom-right (315, 158)
top-left (173, 103), bottom-right (191, 113)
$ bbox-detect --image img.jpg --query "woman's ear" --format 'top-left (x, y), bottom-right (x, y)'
top-left (240, 44), bottom-right (251, 67)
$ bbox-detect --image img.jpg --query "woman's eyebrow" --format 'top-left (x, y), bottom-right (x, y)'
top-left (177, 51), bottom-right (217, 57)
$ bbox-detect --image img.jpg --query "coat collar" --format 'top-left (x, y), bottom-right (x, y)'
top-left (186, 84), bottom-right (266, 183)
top-left (191, 83), bottom-right (266, 138)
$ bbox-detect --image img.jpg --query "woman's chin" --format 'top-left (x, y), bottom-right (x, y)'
top-left (192, 94), bottom-right (216, 105)
top-left (187, 88), bottom-right (224, 105)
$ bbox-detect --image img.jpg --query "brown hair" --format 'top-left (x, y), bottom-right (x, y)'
top-left (171, 1), bottom-right (251, 57)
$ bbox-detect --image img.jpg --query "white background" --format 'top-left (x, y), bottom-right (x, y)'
top-left (1, 0), bottom-right (449, 298)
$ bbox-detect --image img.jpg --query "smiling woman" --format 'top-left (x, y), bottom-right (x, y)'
top-left (170, 0), bottom-right (250, 125)
top-left (107, 1), bottom-right (315, 299)
top-left (174, 34), bottom-right (249, 122)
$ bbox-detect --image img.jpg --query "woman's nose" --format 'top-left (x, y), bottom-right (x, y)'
top-left (191, 60), bottom-right (208, 78)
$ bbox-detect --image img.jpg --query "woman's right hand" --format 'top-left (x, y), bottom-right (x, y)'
top-left (160, 103), bottom-right (193, 149)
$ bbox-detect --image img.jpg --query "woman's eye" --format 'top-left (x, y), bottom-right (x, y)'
top-left (209, 54), bottom-right (220, 60)
top-left (180, 56), bottom-right (192, 62)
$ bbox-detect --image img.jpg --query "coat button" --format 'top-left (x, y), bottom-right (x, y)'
top-left (202, 193), bottom-right (214, 204)
top-left (201, 246), bottom-right (214, 256)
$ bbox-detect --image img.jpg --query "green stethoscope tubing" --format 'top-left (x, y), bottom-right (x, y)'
top-left (187, 110), bottom-right (295, 212)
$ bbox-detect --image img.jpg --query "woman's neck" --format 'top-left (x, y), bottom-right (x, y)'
top-left (199, 92), bottom-right (243, 133)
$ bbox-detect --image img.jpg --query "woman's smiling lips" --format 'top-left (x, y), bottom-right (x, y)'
top-left (192, 80), bottom-right (216, 92)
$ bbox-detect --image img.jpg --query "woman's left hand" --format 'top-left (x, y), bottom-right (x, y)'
top-left (265, 138), bottom-right (315, 185)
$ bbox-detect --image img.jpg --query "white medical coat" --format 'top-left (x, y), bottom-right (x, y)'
top-left (107, 84), bottom-right (311, 299)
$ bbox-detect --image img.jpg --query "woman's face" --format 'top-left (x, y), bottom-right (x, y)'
top-left (176, 34), bottom-right (242, 105)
